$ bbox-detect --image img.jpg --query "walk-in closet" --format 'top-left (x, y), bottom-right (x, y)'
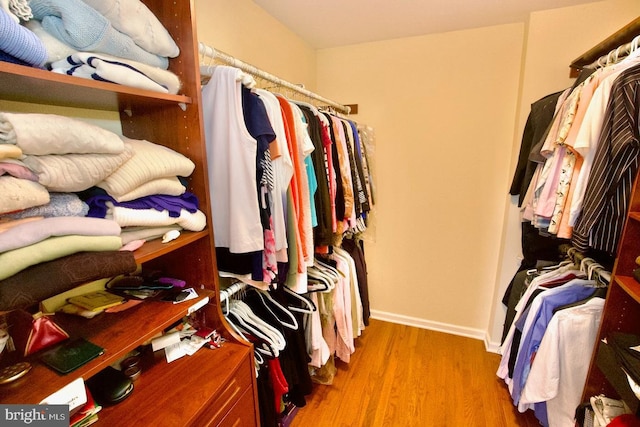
top-left (1, 1), bottom-right (640, 426)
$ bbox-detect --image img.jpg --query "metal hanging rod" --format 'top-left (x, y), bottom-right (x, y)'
top-left (198, 42), bottom-right (351, 114)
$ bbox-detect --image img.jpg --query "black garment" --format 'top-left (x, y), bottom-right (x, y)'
top-left (322, 112), bottom-right (345, 222)
top-left (298, 106), bottom-right (333, 246)
top-left (501, 269), bottom-right (530, 344)
top-left (270, 287), bottom-right (313, 408)
top-left (340, 120), bottom-right (365, 218)
top-left (257, 364), bottom-right (278, 427)
top-left (509, 91), bottom-right (564, 206)
top-left (341, 237), bottom-right (370, 326)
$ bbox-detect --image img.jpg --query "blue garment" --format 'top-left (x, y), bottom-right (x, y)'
top-left (0, 9), bottom-right (47, 67)
top-left (305, 148), bottom-right (318, 228)
top-left (29, 0), bottom-right (168, 69)
top-left (510, 279), bottom-right (596, 407)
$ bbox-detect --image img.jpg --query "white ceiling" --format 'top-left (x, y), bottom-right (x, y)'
top-left (252, 0), bottom-right (602, 49)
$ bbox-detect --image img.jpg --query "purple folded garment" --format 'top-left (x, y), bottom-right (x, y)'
top-left (86, 192), bottom-right (199, 219)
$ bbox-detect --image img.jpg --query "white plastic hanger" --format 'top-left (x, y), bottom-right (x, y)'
top-left (255, 290), bottom-right (299, 330)
top-left (282, 287), bottom-right (316, 313)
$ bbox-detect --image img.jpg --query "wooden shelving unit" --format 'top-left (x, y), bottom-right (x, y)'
top-left (0, 1), bottom-right (259, 425)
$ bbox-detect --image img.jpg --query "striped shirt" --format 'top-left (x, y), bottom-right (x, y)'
top-left (572, 63), bottom-right (640, 255)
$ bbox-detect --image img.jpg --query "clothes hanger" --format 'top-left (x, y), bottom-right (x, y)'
top-left (281, 287), bottom-right (316, 313)
top-left (254, 289), bottom-right (299, 330)
top-left (229, 300), bottom-right (286, 352)
top-left (307, 277), bottom-right (330, 293)
top-left (227, 309), bottom-right (281, 357)
top-left (315, 258), bottom-right (344, 278)
top-left (307, 266), bottom-right (335, 292)
top-left (232, 300), bottom-right (287, 351)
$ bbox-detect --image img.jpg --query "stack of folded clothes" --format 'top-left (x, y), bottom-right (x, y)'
top-left (1, 0), bottom-right (182, 93)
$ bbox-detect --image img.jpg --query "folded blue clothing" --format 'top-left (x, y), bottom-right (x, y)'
top-left (0, 9), bottom-right (47, 67)
top-left (3, 192), bottom-right (89, 219)
top-left (29, 0), bottom-right (169, 69)
top-left (0, 49), bottom-right (32, 67)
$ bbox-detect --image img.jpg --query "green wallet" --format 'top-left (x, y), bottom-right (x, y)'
top-left (40, 338), bottom-right (104, 374)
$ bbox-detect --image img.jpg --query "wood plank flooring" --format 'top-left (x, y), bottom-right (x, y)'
top-left (290, 319), bottom-right (541, 427)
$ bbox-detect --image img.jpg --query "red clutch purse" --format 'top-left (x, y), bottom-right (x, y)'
top-left (9, 310), bottom-right (69, 357)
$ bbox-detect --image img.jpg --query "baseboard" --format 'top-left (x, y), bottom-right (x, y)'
top-left (484, 334), bottom-right (502, 354)
top-left (369, 310), bottom-right (502, 354)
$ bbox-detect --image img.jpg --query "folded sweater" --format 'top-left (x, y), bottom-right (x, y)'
top-left (0, 8), bottom-right (47, 67)
top-left (29, 0), bottom-right (168, 69)
top-left (79, 0), bottom-right (179, 58)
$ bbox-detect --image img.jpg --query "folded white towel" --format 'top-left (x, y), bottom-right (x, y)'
top-left (79, 0), bottom-right (179, 58)
top-left (0, 112), bottom-right (125, 155)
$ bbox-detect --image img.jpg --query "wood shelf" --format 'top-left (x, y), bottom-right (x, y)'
top-left (0, 63), bottom-right (192, 111)
top-left (615, 275), bottom-right (640, 304)
top-left (569, 16), bottom-right (640, 77)
top-left (0, 0), bottom-right (260, 424)
top-left (133, 230), bottom-right (209, 264)
top-left (0, 290), bottom-right (214, 404)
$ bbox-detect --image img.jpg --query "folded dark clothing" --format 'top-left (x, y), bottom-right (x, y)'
top-left (609, 332), bottom-right (640, 385)
top-left (0, 49), bottom-right (32, 67)
top-left (0, 250), bottom-right (137, 311)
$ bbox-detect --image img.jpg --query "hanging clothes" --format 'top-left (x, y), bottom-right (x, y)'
top-left (515, 48), bottom-right (640, 257)
top-left (202, 61), bottom-right (375, 415)
top-left (201, 65), bottom-right (264, 254)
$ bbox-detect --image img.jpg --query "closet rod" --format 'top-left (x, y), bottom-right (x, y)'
top-left (560, 244), bottom-right (611, 286)
top-left (583, 34), bottom-right (640, 70)
top-left (569, 16), bottom-right (640, 76)
top-left (219, 281), bottom-right (248, 303)
top-left (198, 42), bottom-right (351, 114)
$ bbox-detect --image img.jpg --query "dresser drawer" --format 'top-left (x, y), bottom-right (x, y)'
top-left (194, 355), bottom-right (255, 426)
top-left (217, 388), bottom-right (258, 427)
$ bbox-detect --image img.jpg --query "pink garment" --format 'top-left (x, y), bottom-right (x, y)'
top-left (535, 146), bottom-right (566, 219)
top-left (331, 255), bottom-right (354, 363)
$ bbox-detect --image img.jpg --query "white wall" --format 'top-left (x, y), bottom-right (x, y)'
top-left (315, 23), bottom-right (526, 339)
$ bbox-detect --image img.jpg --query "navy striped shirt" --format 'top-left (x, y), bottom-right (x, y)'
top-left (572, 63), bottom-right (640, 255)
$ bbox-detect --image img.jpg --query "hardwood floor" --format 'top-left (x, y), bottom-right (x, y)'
top-left (290, 319), bottom-right (541, 427)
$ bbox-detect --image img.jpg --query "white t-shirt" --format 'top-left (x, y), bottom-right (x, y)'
top-left (202, 66), bottom-right (263, 253)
